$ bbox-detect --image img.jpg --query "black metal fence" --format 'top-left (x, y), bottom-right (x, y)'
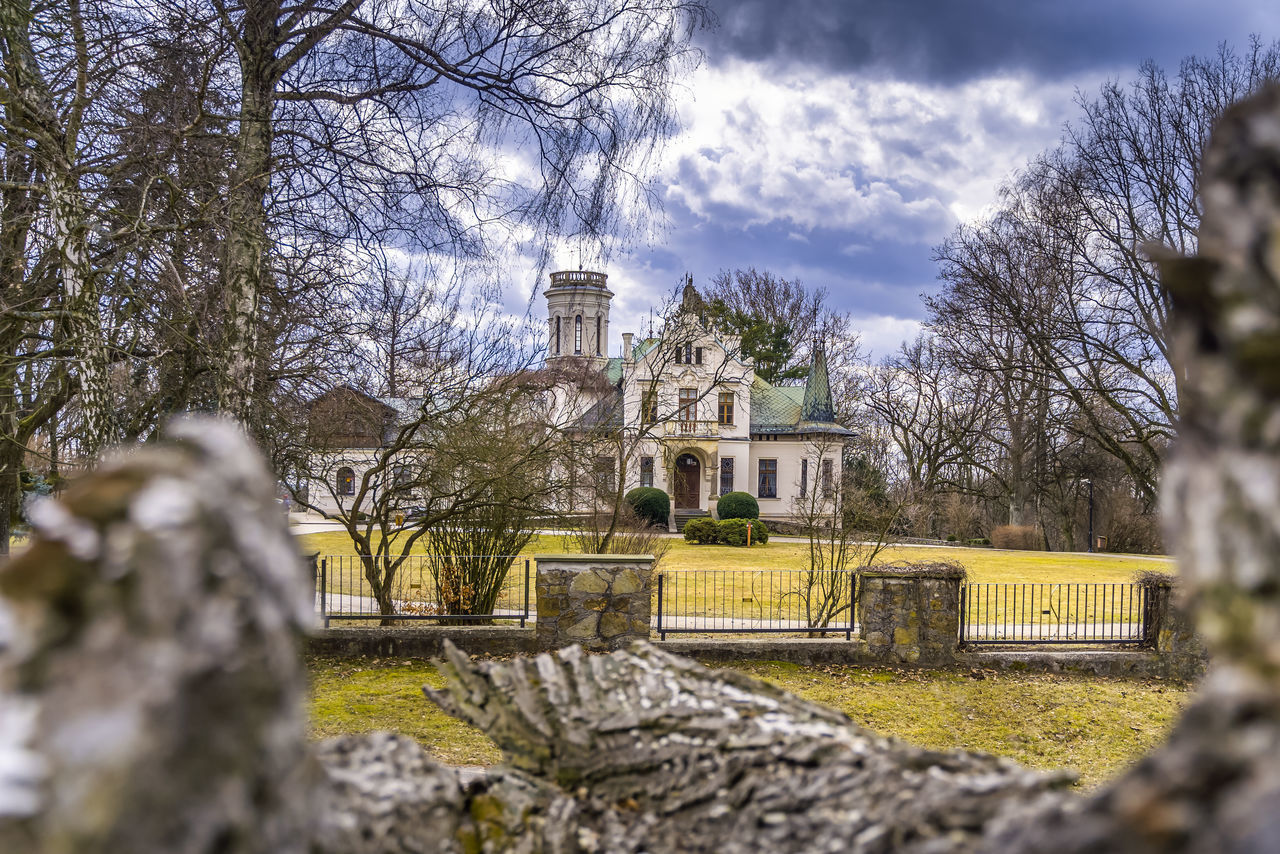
top-left (315, 554), bottom-right (531, 626)
top-left (961, 582), bottom-right (1147, 645)
top-left (655, 569), bottom-right (858, 639)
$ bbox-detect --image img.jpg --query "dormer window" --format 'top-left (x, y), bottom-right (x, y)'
top-left (575, 315), bottom-right (582, 354)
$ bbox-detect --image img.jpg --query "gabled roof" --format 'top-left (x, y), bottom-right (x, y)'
top-left (575, 389), bottom-right (623, 431)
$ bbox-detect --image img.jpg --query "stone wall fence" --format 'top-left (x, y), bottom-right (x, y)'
top-left (534, 554), bottom-right (654, 651)
top-left (1136, 570), bottom-right (1208, 676)
top-left (858, 562), bottom-right (966, 665)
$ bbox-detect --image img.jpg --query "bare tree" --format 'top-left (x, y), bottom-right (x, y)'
top-left (197, 0), bottom-right (709, 425)
top-left (704, 267), bottom-right (857, 385)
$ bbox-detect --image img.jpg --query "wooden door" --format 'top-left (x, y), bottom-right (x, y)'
top-left (674, 453), bottom-right (701, 509)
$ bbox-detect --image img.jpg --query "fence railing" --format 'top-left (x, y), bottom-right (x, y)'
top-left (655, 569), bottom-right (858, 639)
top-left (961, 582), bottom-right (1147, 645)
top-left (314, 554), bottom-right (531, 626)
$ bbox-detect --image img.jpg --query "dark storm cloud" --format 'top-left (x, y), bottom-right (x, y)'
top-left (704, 0), bottom-right (1275, 82)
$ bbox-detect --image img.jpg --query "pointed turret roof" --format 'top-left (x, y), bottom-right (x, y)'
top-left (801, 344), bottom-right (836, 423)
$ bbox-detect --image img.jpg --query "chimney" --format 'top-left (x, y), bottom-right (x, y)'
top-left (622, 332), bottom-right (634, 362)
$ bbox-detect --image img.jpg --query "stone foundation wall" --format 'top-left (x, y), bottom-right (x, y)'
top-left (859, 565), bottom-right (965, 665)
top-left (307, 626), bottom-right (535, 658)
top-left (535, 554), bottom-right (654, 651)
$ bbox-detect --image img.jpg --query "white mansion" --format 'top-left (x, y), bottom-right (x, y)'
top-left (545, 270), bottom-right (852, 524)
top-left (301, 269), bottom-right (852, 524)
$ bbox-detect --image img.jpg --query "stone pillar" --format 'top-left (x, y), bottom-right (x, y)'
top-left (535, 554), bottom-right (654, 651)
top-left (859, 564), bottom-right (965, 665)
top-left (1138, 573), bottom-right (1207, 674)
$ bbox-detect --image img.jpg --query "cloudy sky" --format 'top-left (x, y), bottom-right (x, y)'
top-left (524, 0), bottom-right (1278, 360)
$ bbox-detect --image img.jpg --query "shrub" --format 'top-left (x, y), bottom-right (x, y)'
top-left (717, 491), bottom-right (759, 520)
top-left (990, 525), bottom-right (1041, 551)
top-left (1104, 499), bottom-right (1164, 554)
top-left (625, 487), bottom-right (670, 528)
top-left (966, 537), bottom-right (990, 546)
top-left (946, 534), bottom-right (958, 542)
top-left (713, 517), bottom-right (769, 546)
top-left (716, 518), bottom-right (750, 545)
top-left (752, 519), bottom-right (769, 544)
top-left (682, 517), bottom-right (719, 544)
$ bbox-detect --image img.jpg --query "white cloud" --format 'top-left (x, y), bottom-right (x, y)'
top-left (851, 314), bottom-right (924, 360)
top-left (657, 60), bottom-right (1081, 243)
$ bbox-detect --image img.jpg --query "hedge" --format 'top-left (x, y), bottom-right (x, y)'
top-left (682, 517), bottom-right (719, 544)
top-left (625, 487), bottom-right (670, 528)
top-left (716, 491), bottom-right (759, 521)
top-left (683, 517), bottom-right (769, 546)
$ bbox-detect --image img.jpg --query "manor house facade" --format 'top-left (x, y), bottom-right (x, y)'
top-left (546, 270), bottom-right (852, 524)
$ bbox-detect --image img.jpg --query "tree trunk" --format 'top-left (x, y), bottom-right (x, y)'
top-left (219, 22), bottom-right (277, 424)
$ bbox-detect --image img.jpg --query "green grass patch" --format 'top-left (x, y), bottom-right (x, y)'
top-left (307, 655), bottom-right (501, 766)
top-left (307, 654), bottom-right (1189, 788)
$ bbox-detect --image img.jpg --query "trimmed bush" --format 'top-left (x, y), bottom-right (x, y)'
top-left (625, 487), bottom-right (670, 528)
top-left (714, 518), bottom-right (769, 546)
top-left (946, 534), bottom-right (958, 542)
top-left (752, 519), bottom-right (769, 544)
top-left (990, 525), bottom-right (1041, 551)
top-left (682, 517), bottom-right (719, 544)
top-left (716, 491), bottom-right (759, 521)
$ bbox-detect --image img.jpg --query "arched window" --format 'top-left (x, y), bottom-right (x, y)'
top-left (336, 466), bottom-right (355, 496)
top-left (596, 315), bottom-right (602, 355)
top-left (574, 315), bottom-right (583, 354)
top-left (554, 316), bottom-right (561, 355)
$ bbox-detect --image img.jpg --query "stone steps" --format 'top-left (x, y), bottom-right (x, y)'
top-left (673, 510), bottom-right (711, 532)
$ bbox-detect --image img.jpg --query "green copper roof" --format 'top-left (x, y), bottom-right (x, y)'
top-left (801, 345), bottom-right (836, 422)
top-left (749, 377), bottom-right (804, 429)
top-left (748, 348), bottom-right (851, 436)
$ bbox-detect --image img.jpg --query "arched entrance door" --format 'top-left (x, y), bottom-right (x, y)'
top-left (674, 453), bottom-right (701, 509)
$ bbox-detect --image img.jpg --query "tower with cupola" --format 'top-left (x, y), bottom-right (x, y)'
top-left (545, 269), bottom-right (612, 365)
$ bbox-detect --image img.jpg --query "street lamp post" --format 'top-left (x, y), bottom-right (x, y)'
top-left (1083, 479), bottom-right (1094, 553)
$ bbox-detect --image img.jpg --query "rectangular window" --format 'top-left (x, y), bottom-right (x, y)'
top-left (720, 457), bottom-right (734, 495)
top-left (596, 316), bottom-right (602, 355)
top-left (554, 317), bottom-right (561, 355)
top-left (679, 388), bottom-right (697, 422)
top-left (695, 346), bottom-right (703, 365)
top-left (800, 458), bottom-right (808, 497)
top-left (718, 392), bottom-right (734, 425)
top-left (821, 458), bottom-right (834, 496)
top-left (640, 456), bottom-right (654, 488)
top-left (641, 386), bottom-right (658, 426)
top-left (673, 346), bottom-right (683, 364)
top-left (758, 459), bottom-right (777, 499)
top-left (593, 455), bottom-right (615, 495)
top-left (684, 342), bottom-right (693, 364)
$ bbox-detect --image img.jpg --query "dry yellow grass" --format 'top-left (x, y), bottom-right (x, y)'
top-left (306, 654), bottom-right (1190, 789)
top-left (296, 530), bottom-right (1172, 585)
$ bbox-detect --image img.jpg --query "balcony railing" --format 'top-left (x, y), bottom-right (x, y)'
top-left (664, 419), bottom-right (722, 437)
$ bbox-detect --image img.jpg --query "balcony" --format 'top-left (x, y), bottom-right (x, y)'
top-left (664, 419), bottom-right (722, 438)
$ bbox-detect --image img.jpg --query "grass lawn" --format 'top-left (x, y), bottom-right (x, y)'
top-left (307, 653), bottom-right (1190, 789)
top-left (296, 530), bottom-right (1172, 585)
top-left (299, 532), bottom-right (1171, 627)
